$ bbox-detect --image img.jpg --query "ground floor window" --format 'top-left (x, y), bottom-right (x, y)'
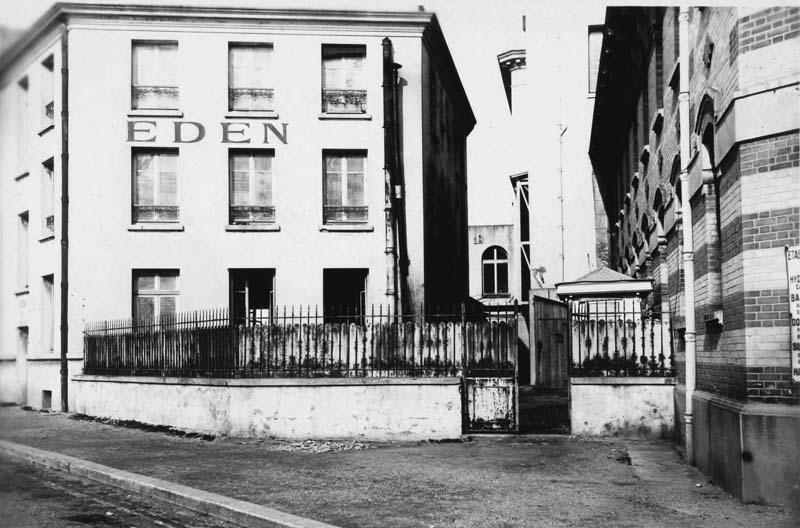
top-left (229, 269), bottom-right (275, 326)
top-left (133, 270), bottom-right (179, 322)
top-left (323, 268), bottom-right (367, 322)
top-left (41, 275), bottom-right (54, 352)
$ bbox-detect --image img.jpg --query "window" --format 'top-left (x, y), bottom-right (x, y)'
top-left (323, 151), bottom-right (367, 224)
top-left (18, 212), bottom-right (29, 290)
top-left (229, 269), bottom-right (275, 326)
top-left (323, 269), bottom-right (367, 322)
top-left (132, 149), bottom-right (178, 223)
top-left (321, 45), bottom-right (366, 113)
top-left (133, 270), bottom-right (179, 322)
top-left (229, 44), bottom-right (274, 111)
top-left (229, 150), bottom-right (274, 224)
top-left (132, 41), bottom-right (178, 110)
top-left (41, 56), bottom-right (54, 130)
top-left (17, 76), bottom-right (28, 166)
top-left (482, 246), bottom-right (509, 296)
top-left (42, 275), bottom-right (54, 353)
top-left (42, 159), bottom-right (54, 236)
top-left (587, 26), bottom-right (603, 93)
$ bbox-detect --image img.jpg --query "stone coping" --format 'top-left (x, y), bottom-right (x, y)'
top-left (571, 377), bottom-right (677, 386)
top-left (73, 374), bottom-right (461, 388)
top-left (675, 386), bottom-right (800, 418)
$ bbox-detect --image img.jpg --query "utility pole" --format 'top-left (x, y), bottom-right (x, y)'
top-left (558, 123), bottom-right (568, 283)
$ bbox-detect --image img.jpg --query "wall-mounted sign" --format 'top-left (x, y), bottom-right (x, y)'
top-left (786, 245), bottom-right (800, 382)
top-left (127, 120), bottom-right (288, 145)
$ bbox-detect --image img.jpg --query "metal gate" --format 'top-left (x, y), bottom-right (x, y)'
top-left (530, 295), bottom-right (569, 388)
top-left (463, 308), bottom-right (519, 433)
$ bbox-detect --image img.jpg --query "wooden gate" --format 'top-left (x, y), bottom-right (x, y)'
top-left (531, 295), bottom-right (569, 388)
top-left (463, 313), bottom-right (518, 433)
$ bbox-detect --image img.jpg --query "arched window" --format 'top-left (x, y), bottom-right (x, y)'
top-left (653, 188), bottom-right (665, 236)
top-left (482, 246), bottom-right (509, 296)
top-left (670, 156), bottom-right (682, 213)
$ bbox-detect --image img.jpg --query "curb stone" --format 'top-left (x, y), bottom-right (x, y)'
top-left (0, 439), bottom-right (340, 528)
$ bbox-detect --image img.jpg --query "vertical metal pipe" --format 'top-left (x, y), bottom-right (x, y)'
top-left (59, 24), bottom-right (70, 412)
top-left (382, 38), bottom-right (398, 315)
top-left (678, 6), bottom-right (697, 465)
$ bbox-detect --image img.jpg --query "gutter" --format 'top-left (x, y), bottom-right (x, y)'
top-left (382, 37), bottom-right (399, 315)
top-left (678, 7), bottom-right (696, 464)
top-left (59, 23), bottom-right (70, 412)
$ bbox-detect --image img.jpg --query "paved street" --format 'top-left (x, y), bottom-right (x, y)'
top-left (0, 455), bottom-right (239, 528)
top-left (0, 407), bottom-right (797, 528)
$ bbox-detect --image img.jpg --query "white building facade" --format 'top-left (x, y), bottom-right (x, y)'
top-left (0, 3), bottom-right (474, 411)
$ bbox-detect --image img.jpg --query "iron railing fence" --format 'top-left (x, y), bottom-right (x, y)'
top-left (83, 304), bottom-right (519, 379)
top-left (567, 302), bottom-right (675, 377)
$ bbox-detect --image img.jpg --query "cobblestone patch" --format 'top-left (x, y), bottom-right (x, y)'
top-left (271, 439), bottom-right (376, 453)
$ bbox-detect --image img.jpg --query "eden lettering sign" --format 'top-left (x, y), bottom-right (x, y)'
top-left (786, 245), bottom-right (800, 382)
top-left (127, 120), bottom-right (288, 144)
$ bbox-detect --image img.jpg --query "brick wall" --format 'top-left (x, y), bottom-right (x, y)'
top-left (738, 7), bottom-right (800, 54)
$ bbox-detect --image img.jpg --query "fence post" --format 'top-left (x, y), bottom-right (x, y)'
top-left (460, 301), bottom-right (468, 431)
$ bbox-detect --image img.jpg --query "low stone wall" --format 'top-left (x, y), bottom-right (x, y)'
top-left (570, 377), bottom-right (676, 439)
top-left (0, 358), bottom-right (16, 404)
top-left (72, 375), bottom-right (462, 441)
top-left (686, 388), bottom-right (800, 507)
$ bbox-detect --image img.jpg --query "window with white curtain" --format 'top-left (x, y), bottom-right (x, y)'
top-left (42, 275), bottom-right (54, 352)
top-left (133, 270), bottom-right (179, 322)
top-left (42, 158), bottom-right (54, 236)
top-left (132, 149), bottom-right (179, 223)
top-left (323, 151), bottom-right (367, 224)
top-left (229, 44), bottom-right (274, 111)
top-left (229, 150), bottom-right (274, 224)
top-left (132, 41), bottom-right (178, 110)
top-left (321, 45), bottom-right (366, 113)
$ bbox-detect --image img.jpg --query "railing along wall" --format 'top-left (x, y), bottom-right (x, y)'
top-left (568, 301), bottom-right (674, 377)
top-left (83, 305), bottom-right (518, 379)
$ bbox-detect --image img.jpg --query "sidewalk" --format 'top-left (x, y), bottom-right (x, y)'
top-left (0, 407), bottom-right (796, 528)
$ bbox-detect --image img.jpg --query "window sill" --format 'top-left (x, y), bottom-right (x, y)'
top-left (127, 109), bottom-right (184, 118)
top-left (14, 288), bottom-right (29, 296)
top-left (318, 113), bottom-right (372, 121)
top-left (225, 111), bottom-right (279, 120)
top-left (482, 293), bottom-right (511, 299)
top-left (319, 224), bottom-right (374, 232)
top-left (128, 223), bottom-right (185, 232)
top-left (39, 233), bottom-right (55, 242)
top-left (38, 124), bottom-right (54, 136)
top-left (226, 224), bottom-right (281, 232)
top-left (14, 171), bottom-right (29, 181)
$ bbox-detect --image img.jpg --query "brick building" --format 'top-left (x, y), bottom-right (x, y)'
top-left (589, 6), bottom-right (799, 505)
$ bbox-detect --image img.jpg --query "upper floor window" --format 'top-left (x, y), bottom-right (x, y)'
top-left (41, 55), bottom-right (54, 130)
top-left (17, 212), bottom-right (29, 290)
top-left (132, 42), bottom-right (178, 110)
top-left (587, 25), bottom-right (603, 94)
top-left (229, 44), bottom-right (274, 112)
top-left (482, 246), bottom-right (509, 296)
top-left (321, 45), bottom-right (366, 114)
top-left (17, 76), bottom-right (29, 166)
top-left (229, 150), bottom-right (274, 225)
top-left (323, 151), bottom-right (367, 224)
top-left (133, 270), bottom-right (178, 322)
top-left (42, 158), bottom-right (54, 237)
top-left (132, 149), bottom-right (178, 223)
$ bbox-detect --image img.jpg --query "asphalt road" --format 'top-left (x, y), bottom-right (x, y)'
top-left (0, 456), bottom-right (240, 528)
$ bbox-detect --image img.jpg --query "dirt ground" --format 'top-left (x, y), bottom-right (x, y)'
top-left (0, 407), bottom-right (797, 528)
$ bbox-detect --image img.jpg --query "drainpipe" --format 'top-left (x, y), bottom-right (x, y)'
top-left (678, 6), bottom-right (696, 464)
top-left (59, 23), bottom-right (70, 412)
top-left (382, 38), bottom-right (398, 315)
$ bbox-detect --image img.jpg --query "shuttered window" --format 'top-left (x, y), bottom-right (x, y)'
top-left (229, 150), bottom-right (274, 224)
top-left (322, 45), bottom-right (366, 113)
top-left (323, 152), bottom-right (366, 224)
top-left (132, 149), bottom-right (179, 223)
top-left (229, 44), bottom-right (274, 111)
top-left (132, 42), bottom-right (178, 110)
top-left (133, 270), bottom-right (179, 322)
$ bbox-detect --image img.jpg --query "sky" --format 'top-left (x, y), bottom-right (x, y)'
top-left (0, 0), bottom-right (594, 225)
